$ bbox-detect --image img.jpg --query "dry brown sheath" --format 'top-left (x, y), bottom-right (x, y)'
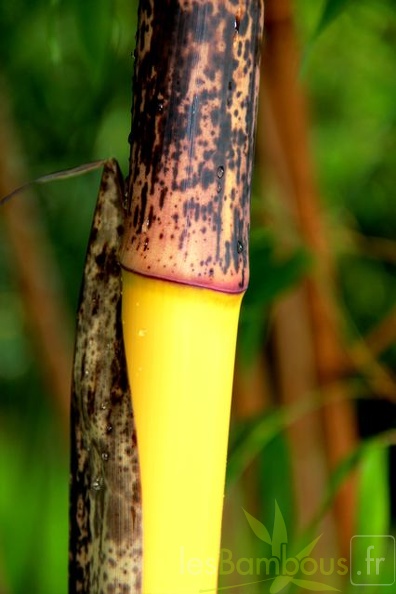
top-left (69, 160), bottom-right (142, 594)
top-left (121, 0), bottom-right (264, 293)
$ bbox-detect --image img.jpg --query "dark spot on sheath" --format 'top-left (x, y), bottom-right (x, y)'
top-left (225, 241), bottom-right (231, 271)
top-left (148, 205), bottom-right (155, 228)
top-left (239, 268), bottom-right (245, 289)
top-left (137, 182), bottom-right (148, 233)
top-left (90, 226), bottom-right (98, 244)
top-left (210, 108), bottom-right (220, 126)
top-left (92, 292), bottom-right (99, 316)
top-left (95, 250), bottom-right (107, 270)
top-left (133, 205), bottom-right (139, 228)
top-left (201, 168), bottom-right (215, 189)
top-left (159, 187), bottom-right (167, 209)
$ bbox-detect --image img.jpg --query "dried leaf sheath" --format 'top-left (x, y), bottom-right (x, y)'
top-left (69, 159), bottom-right (141, 593)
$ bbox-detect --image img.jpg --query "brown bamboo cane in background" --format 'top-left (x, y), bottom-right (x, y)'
top-left (261, 0), bottom-right (358, 560)
top-left (256, 47), bottom-right (340, 560)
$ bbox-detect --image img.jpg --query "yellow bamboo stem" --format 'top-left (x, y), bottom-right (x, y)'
top-left (122, 271), bottom-right (242, 593)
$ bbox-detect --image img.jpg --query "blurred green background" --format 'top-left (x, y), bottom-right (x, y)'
top-left (1, 1), bottom-right (396, 592)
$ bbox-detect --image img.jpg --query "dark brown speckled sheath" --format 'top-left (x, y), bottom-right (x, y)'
top-left (121, 0), bottom-right (264, 293)
top-left (69, 160), bottom-right (142, 594)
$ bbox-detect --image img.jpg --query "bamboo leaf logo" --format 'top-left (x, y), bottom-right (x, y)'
top-left (291, 578), bottom-right (340, 591)
top-left (296, 534), bottom-right (322, 559)
top-left (242, 508), bottom-right (272, 545)
top-left (244, 504), bottom-right (341, 594)
top-left (270, 575), bottom-right (292, 594)
top-left (271, 501), bottom-right (288, 558)
top-left (270, 573), bottom-right (340, 593)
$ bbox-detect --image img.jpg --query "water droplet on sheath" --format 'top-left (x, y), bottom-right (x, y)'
top-left (237, 241), bottom-right (244, 254)
top-left (138, 328), bottom-right (147, 337)
top-left (101, 452), bottom-right (109, 462)
top-left (92, 477), bottom-right (103, 491)
top-left (217, 182), bottom-right (222, 193)
top-left (217, 166), bottom-right (224, 179)
top-left (122, 193), bottom-right (129, 211)
top-left (106, 424), bottom-right (113, 434)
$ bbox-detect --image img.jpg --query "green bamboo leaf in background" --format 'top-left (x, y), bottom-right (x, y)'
top-left (299, 429), bottom-right (396, 551)
top-left (72, 0), bottom-right (113, 81)
top-left (313, 0), bottom-right (354, 39)
top-left (357, 442), bottom-right (390, 535)
top-left (302, 0), bottom-right (356, 73)
top-left (258, 433), bottom-right (295, 548)
top-left (351, 442), bottom-right (391, 583)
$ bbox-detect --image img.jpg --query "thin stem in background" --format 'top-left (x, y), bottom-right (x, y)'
top-left (0, 79), bottom-right (73, 438)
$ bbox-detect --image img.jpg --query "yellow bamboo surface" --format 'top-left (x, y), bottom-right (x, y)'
top-left (122, 270), bottom-right (242, 593)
